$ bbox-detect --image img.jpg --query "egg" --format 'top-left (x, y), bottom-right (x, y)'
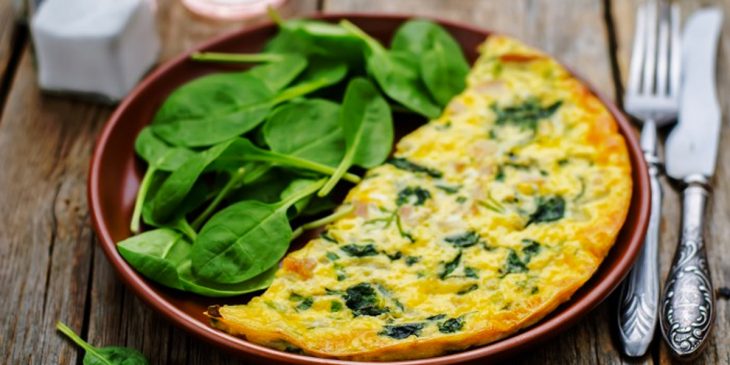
top-left (207, 35), bottom-right (632, 361)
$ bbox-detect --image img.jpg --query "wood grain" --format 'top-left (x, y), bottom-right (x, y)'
top-left (1, 0), bottom-right (725, 364)
top-left (611, 0), bottom-right (730, 364)
top-left (0, 1), bottom-right (317, 364)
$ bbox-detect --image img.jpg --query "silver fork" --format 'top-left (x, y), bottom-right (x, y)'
top-left (617, 0), bottom-right (680, 357)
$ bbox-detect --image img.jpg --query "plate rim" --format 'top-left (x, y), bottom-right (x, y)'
top-left (88, 12), bottom-right (650, 365)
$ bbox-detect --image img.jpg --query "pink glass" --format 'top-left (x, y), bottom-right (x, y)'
top-left (182, 0), bottom-right (286, 20)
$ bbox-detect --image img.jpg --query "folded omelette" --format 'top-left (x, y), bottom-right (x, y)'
top-left (207, 35), bottom-right (632, 361)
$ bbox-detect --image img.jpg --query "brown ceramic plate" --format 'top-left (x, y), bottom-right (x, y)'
top-left (88, 13), bottom-right (650, 365)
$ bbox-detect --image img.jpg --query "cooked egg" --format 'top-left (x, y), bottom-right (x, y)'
top-left (207, 35), bottom-right (632, 361)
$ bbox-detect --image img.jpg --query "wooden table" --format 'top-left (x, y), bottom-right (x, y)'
top-left (1, 0), bottom-right (728, 363)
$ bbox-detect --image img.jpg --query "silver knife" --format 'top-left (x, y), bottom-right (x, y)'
top-left (661, 7), bottom-right (723, 359)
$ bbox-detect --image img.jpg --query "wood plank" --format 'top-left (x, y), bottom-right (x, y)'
top-left (321, 1), bottom-right (641, 364)
top-left (0, 1), bottom-right (23, 113)
top-left (611, 0), bottom-right (730, 364)
top-left (0, 0), bottom-right (317, 364)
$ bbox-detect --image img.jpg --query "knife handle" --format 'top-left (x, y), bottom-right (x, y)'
top-left (660, 176), bottom-right (715, 359)
top-left (617, 123), bottom-right (661, 357)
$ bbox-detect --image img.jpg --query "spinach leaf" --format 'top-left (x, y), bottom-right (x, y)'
top-left (396, 186), bottom-right (431, 206)
top-left (522, 239), bottom-right (542, 261)
top-left (151, 59), bottom-right (346, 147)
top-left (340, 243), bottom-right (378, 257)
top-left (190, 52), bottom-right (308, 93)
top-left (263, 99), bottom-right (345, 167)
top-left (177, 260), bottom-right (276, 297)
top-left (340, 20), bottom-right (441, 119)
top-left (344, 283), bottom-right (388, 317)
top-left (280, 178), bottom-right (317, 218)
top-left (117, 229), bottom-right (191, 290)
top-left (378, 323), bottom-right (425, 339)
top-left (391, 20), bottom-right (469, 106)
top-left (191, 179), bottom-right (324, 284)
top-left (130, 128), bottom-right (195, 232)
top-left (330, 301), bottom-right (343, 312)
top-left (526, 196), bottom-right (565, 226)
top-left (318, 78), bottom-right (393, 196)
top-left (387, 157), bottom-right (443, 178)
top-left (148, 141), bottom-right (231, 224)
top-left (247, 54), bottom-right (308, 92)
top-left (491, 98), bottom-right (562, 133)
top-left (501, 249), bottom-right (528, 275)
top-left (209, 138), bottom-right (360, 183)
top-left (437, 317), bottom-right (464, 333)
top-left (265, 14), bottom-right (364, 69)
top-left (440, 251), bottom-right (462, 279)
top-left (56, 322), bottom-right (148, 365)
top-left (444, 231), bottom-right (481, 248)
top-left (190, 167), bottom-right (247, 230)
top-left (151, 71), bottom-right (275, 147)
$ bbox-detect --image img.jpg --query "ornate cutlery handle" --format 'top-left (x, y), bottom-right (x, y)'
top-left (617, 122), bottom-right (662, 357)
top-left (660, 176), bottom-right (714, 359)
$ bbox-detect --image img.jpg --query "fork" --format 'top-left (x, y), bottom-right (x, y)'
top-left (617, 0), bottom-right (680, 357)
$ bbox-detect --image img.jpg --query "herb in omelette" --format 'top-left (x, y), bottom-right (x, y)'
top-left (444, 231), bottom-right (481, 248)
top-left (378, 323), bottom-right (425, 339)
top-left (438, 317), bottom-right (464, 333)
top-left (344, 283), bottom-right (388, 317)
top-left (396, 186), bottom-right (431, 206)
top-left (341, 243), bottom-right (379, 257)
top-left (491, 98), bottom-right (562, 132)
top-left (526, 196), bottom-right (565, 226)
top-left (440, 251), bottom-right (462, 279)
top-left (387, 157), bottom-right (443, 178)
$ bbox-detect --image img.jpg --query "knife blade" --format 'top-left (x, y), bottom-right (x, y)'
top-left (660, 7), bottom-right (722, 360)
top-left (665, 8), bottom-right (722, 179)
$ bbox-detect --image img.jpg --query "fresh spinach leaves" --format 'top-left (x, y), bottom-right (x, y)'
top-left (341, 20), bottom-right (441, 119)
top-left (391, 20), bottom-right (469, 106)
top-left (319, 78), bottom-right (393, 196)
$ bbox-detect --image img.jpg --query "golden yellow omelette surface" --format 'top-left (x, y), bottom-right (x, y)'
top-left (207, 35), bottom-right (632, 361)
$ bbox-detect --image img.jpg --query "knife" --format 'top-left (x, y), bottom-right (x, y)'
top-left (661, 7), bottom-right (723, 359)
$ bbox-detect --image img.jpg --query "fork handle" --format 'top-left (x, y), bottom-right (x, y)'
top-left (617, 121), bottom-right (661, 357)
top-left (660, 176), bottom-right (715, 359)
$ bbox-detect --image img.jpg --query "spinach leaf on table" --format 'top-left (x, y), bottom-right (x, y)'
top-left (340, 20), bottom-right (441, 119)
top-left (319, 78), bottom-right (393, 196)
top-left (191, 179), bottom-right (325, 284)
top-left (391, 20), bottom-right (469, 106)
top-left (130, 127), bottom-right (195, 233)
top-left (56, 322), bottom-right (148, 365)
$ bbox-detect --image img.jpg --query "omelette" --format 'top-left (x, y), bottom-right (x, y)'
top-left (207, 35), bottom-right (632, 361)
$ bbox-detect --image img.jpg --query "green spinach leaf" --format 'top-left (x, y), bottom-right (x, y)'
top-left (391, 20), bottom-right (469, 106)
top-left (117, 228), bottom-right (191, 290)
top-left (343, 283), bottom-right (388, 317)
top-left (263, 99), bottom-right (345, 167)
top-left (191, 179), bottom-right (325, 284)
top-left (379, 323), bottom-right (425, 339)
top-left (56, 322), bottom-right (148, 365)
top-left (341, 20), bottom-right (441, 119)
top-left (130, 128), bottom-right (195, 232)
top-left (319, 78), bottom-right (393, 196)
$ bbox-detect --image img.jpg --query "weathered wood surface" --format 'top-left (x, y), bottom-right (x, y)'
top-left (0, 0), bottom-right (726, 364)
